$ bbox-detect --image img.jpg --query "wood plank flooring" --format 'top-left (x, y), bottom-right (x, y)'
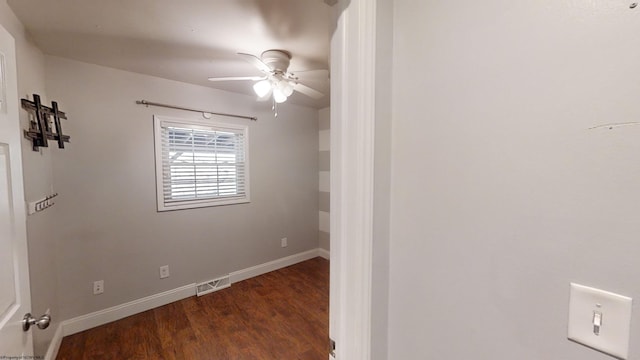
top-left (56, 257), bottom-right (329, 360)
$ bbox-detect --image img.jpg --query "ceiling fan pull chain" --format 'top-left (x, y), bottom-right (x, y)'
top-left (272, 98), bottom-right (278, 118)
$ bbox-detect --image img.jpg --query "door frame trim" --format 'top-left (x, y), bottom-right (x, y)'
top-left (329, 0), bottom-right (377, 358)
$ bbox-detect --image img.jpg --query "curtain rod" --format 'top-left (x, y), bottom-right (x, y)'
top-left (136, 100), bottom-right (257, 121)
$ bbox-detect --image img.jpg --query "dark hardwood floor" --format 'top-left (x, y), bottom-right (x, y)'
top-left (56, 257), bottom-right (329, 360)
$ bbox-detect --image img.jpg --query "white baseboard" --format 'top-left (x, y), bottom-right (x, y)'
top-left (319, 248), bottom-right (330, 260)
top-left (45, 247), bottom-right (327, 358)
top-left (229, 248), bottom-right (322, 283)
top-left (44, 323), bottom-right (63, 360)
top-left (61, 283), bottom-right (196, 337)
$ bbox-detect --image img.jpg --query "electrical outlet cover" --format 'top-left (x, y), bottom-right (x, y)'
top-left (568, 283), bottom-right (633, 359)
top-left (93, 280), bottom-right (104, 295)
top-left (159, 265), bottom-right (170, 279)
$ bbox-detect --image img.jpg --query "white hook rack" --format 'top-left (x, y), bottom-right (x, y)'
top-left (27, 193), bottom-right (58, 215)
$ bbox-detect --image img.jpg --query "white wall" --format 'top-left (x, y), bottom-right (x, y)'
top-left (45, 56), bottom-right (319, 320)
top-left (388, 1), bottom-right (640, 359)
top-left (0, 1), bottom-right (59, 356)
top-left (371, 0), bottom-right (392, 358)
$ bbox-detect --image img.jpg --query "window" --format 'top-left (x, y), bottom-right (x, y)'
top-left (153, 116), bottom-right (249, 211)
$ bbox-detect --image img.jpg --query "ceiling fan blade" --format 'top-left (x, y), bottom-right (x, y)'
top-left (293, 82), bottom-right (325, 99)
top-left (289, 69), bottom-right (330, 79)
top-left (237, 52), bottom-right (272, 73)
top-left (207, 76), bottom-right (265, 82)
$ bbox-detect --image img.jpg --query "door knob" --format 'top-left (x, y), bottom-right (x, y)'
top-left (22, 313), bottom-right (51, 331)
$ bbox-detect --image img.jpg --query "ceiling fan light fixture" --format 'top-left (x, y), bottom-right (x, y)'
top-left (253, 80), bottom-right (272, 98)
top-left (278, 80), bottom-right (295, 97)
top-left (273, 88), bottom-right (288, 103)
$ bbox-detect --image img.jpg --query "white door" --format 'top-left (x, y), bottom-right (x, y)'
top-left (0, 23), bottom-right (34, 358)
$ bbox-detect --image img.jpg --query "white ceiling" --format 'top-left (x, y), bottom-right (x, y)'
top-left (8, 0), bottom-right (332, 108)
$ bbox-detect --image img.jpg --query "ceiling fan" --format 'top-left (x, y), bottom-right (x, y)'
top-left (208, 50), bottom-right (327, 104)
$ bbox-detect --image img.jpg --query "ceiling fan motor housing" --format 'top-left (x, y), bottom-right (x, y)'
top-left (261, 50), bottom-right (292, 72)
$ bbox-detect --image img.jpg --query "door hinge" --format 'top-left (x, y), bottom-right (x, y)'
top-left (329, 337), bottom-right (336, 357)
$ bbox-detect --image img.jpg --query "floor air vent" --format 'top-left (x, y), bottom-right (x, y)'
top-left (196, 275), bottom-right (231, 296)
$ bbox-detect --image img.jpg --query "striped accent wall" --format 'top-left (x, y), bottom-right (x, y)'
top-left (318, 107), bottom-right (330, 251)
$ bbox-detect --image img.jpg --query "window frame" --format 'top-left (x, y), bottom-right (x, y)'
top-left (153, 115), bottom-right (250, 212)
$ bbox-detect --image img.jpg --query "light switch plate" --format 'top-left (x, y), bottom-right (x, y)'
top-left (568, 283), bottom-right (633, 359)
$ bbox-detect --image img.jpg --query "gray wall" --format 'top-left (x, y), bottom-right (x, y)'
top-left (318, 107), bottom-right (330, 250)
top-left (45, 56), bottom-right (319, 320)
top-left (0, 1), bottom-right (59, 356)
top-left (388, 1), bottom-right (640, 359)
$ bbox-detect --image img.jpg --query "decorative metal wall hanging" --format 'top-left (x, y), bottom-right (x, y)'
top-left (22, 94), bottom-right (70, 151)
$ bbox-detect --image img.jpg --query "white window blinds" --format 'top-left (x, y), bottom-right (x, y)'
top-left (154, 116), bottom-right (249, 211)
